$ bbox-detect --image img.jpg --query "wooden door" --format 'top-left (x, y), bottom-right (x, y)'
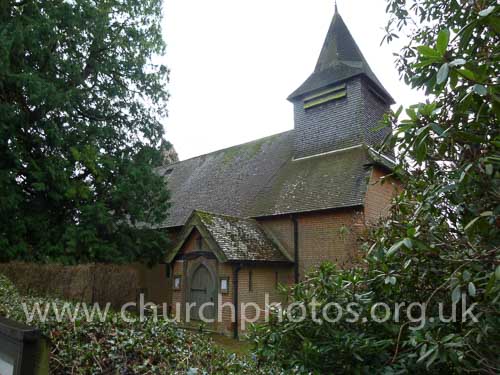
top-left (189, 265), bottom-right (215, 320)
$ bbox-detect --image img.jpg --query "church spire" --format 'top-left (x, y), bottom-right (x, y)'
top-left (288, 7), bottom-right (394, 103)
top-left (314, 7), bottom-right (364, 73)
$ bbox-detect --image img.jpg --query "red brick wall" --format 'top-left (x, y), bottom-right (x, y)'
top-left (217, 262), bottom-right (234, 335)
top-left (237, 265), bottom-right (293, 332)
top-left (364, 167), bottom-right (401, 225)
top-left (171, 260), bottom-right (185, 314)
top-left (134, 263), bottom-right (171, 306)
top-left (260, 209), bottom-right (365, 279)
top-left (296, 209), bottom-right (365, 277)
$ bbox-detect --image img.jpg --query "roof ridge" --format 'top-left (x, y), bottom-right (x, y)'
top-left (292, 144), bottom-right (364, 162)
top-left (164, 130), bottom-right (293, 168)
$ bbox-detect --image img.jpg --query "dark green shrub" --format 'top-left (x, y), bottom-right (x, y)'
top-left (0, 274), bottom-right (278, 374)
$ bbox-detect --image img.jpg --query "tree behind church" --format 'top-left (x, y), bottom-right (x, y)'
top-left (0, 0), bottom-right (170, 263)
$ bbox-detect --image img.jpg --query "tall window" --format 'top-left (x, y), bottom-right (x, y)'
top-left (275, 271), bottom-right (279, 289)
top-left (173, 276), bottom-right (182, 291)
top-left (220, 277), bottom-right (229, 294)
top-left (249, 270), bottom-right (253, 292)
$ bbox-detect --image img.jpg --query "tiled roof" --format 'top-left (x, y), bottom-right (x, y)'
top-left (197, 211), bottom-right (291, 262)
top-left (287, 10), bottom-right (394, 103)
top-left (158, 133), bottom-right (383, 228)
top-left (157, 131), bottom-right (294, 227)
top-left (249, 146), bottom-right (373, 217)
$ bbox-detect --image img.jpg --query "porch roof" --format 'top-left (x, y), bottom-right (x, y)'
top-left (166, 210), bottom-right (292, 264)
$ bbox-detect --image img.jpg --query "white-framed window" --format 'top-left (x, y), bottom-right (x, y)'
top-left (173, 275), bottom-right (182, 290)
top-left (220, 277), bottom-right (229, 294)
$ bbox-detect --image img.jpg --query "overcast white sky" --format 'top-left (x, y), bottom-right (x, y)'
top-left (161, 0), bottom-right (424, 160)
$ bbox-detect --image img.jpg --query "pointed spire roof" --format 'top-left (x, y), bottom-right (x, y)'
top-left (288, 8), bottom-right (394, 103)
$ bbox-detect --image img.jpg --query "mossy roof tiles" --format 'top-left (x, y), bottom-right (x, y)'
top-left (158, 131), bottom-right (293, 227)
top-left (197, 211), bottom-right (291, 262)
top-left (249, 146), bottom-right (373, 217)
top-left (157, 133), bottom-right (389, 228)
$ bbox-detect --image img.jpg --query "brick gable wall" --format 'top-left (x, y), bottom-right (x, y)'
top-left (296, 209), bottom-right (365, 276)
top-left (364, 167), bottom-right (401, 225)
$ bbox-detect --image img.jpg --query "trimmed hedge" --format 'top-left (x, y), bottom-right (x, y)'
top-left (0, 274), bottom-right (278, 374)
top-left (0, 262), bottom-right (140, 308)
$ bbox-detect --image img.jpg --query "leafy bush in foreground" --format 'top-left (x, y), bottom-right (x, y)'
top-left (251, 259), bottom-right (499, 373)
top-left (250, 263), bottom-right (394, 373)
top-left (0, 274), bottom-right (275, 374)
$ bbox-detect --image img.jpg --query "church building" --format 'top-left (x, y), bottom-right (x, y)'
top-left (138, 7), bottom-right (400, 337)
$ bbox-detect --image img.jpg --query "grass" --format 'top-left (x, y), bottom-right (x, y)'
top-left (210, 333), bottom-right (253, 356)
top-left (178, 322), bottom-right (253, 356)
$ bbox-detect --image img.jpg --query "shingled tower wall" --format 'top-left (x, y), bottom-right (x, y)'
top-left (288, 7), bottom-right (395, 160)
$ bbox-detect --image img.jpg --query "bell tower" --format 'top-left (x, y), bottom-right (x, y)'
top-left (289, 6), bottom-right (395, 159)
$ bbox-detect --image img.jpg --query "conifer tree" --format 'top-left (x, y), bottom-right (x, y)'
top-left (0, 0), bottom-right (170, 263)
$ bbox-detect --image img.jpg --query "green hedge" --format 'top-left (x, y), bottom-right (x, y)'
top-left (0, 274), bottom-right (277, 374)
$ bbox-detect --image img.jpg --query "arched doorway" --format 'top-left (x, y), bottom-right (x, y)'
top-left (189, 264), bottom-right (215, 320)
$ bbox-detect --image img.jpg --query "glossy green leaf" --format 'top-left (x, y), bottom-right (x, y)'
top-left (431, 123), bottom-right (445, 136)
top-left (464, 216), bottom-right (480, 231)
top-left (463, 270), bottom-right (471, 282)
top-left (418, 346), bottom-right (437, 363)
top-left (468, 282), bottom-right (476, 297)
top-left (426, 349), bottom-right (439, 369)
top-left (384, 276), bottom-right (397, 285)
top-left (403, 238), bottom-right (413, 249)
top-left (436, 29), bottom-right (450, 54)
top-left (417, 45), bottom-right (441, 58)
top-left (479, 6), bottom-right (495, 17)
top-left (452, 286), bottom-right (462, 304)
top-left (437, 63), bottom-right (450, 84)
top-left (485, 164), bottom-right (493, 175)
top-left (458, 68), bottom-right (476, 81)
top-left (449, 58), bottom-right (466, 67)
top-left (473, 84), bottom-right (487, 96)
top-left (386, 239), bottom-right (406, 256)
